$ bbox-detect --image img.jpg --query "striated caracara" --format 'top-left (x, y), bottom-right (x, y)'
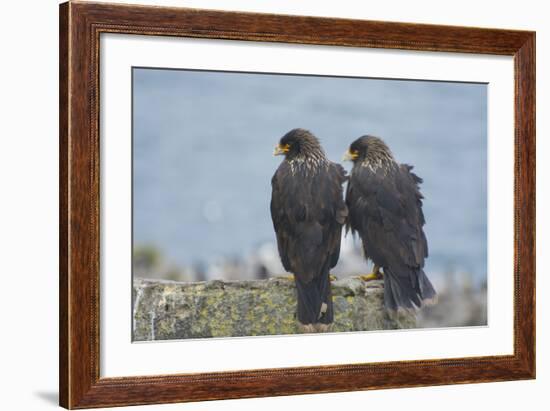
top-left (271, 128), bottom-right (348, 332)
top-left (343, 135), bottom-right (436, 311)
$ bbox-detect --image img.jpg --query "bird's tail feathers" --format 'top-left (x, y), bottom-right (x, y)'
top-left (417, 268), bottom-right (437, 306)
top-left (383, 267), bottom-right (437, 312)
top-left (293, 223), bottom-right (323, 280)
top-left (294, 265), bottom-right (333, 325)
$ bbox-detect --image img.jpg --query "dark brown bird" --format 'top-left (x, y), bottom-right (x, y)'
top-left (344, 135), bottom-right (436, 311)
top-left (271, 129), bottom-right (348, 331)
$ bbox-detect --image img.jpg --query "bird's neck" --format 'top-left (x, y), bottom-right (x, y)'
top-left (360, 152), bottom-right (396, 173)
top-left (287, 150), bottom-right (328, 174)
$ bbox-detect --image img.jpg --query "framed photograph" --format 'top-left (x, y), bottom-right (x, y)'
top-left (59, 1), bottom-right (535, 408)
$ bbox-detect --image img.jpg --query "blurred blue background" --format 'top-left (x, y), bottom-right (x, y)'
top-left (132, 67), bottom-right (487, 298)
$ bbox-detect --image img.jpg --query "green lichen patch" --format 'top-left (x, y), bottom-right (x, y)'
top-left (132, 277), bottom-right (415, 341)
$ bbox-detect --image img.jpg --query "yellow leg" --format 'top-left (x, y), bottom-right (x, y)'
top-left (329, 274), bottom-right (337, 281)
top-left (359, 265), bottom-right (383, 281)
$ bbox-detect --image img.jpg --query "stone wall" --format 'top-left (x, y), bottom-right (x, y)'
top-left (133, 277), bottom-right (416, 341)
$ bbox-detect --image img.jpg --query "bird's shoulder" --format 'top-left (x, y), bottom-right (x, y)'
top-left (400, 163), bottom-right (423, 184)
top-left (271, 160), bottom-right (290, 182)
top-left (348, 161), bottom-right (409, 217)
top-left (328, 161), bottom-right (348, 183)
top-left (271, 161), bottom-right (300, 193)
top-left (397, 163), bottom-right (425, 200)
top-left (349, 162), bottom-right (391, 193)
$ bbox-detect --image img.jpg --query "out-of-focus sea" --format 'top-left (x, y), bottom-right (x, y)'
top-left (133, 68), bottom-right (487, 289)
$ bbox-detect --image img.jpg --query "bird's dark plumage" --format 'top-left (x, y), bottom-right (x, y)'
top-left (345, 135), bottom-right (436, 311)
top-left (271, 129), bottom-right (348, 327)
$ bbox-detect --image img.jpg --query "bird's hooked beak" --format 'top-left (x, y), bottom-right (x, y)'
top-left (342, 149), bottom-right (359, 161)
top-left (274, 143), bottom-right (290, 156)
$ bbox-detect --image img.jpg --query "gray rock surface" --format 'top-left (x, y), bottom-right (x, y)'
top-left (133, 277), bottom-right (416, 341)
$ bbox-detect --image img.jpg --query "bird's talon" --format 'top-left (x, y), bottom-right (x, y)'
top-left (359, 264), bottom-right (382, 281)
top-left (360, 271), bottom-right (383, 282)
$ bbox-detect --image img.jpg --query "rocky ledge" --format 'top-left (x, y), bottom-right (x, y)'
top-left (133, 277), bottom-right (416, 341)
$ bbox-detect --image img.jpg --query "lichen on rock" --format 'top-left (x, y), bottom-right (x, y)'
top-left (132, 277), bottom-right (416, 341)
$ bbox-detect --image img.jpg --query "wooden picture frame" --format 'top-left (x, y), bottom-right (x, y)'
top-left (59, 1), bottom-right (535, 408)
